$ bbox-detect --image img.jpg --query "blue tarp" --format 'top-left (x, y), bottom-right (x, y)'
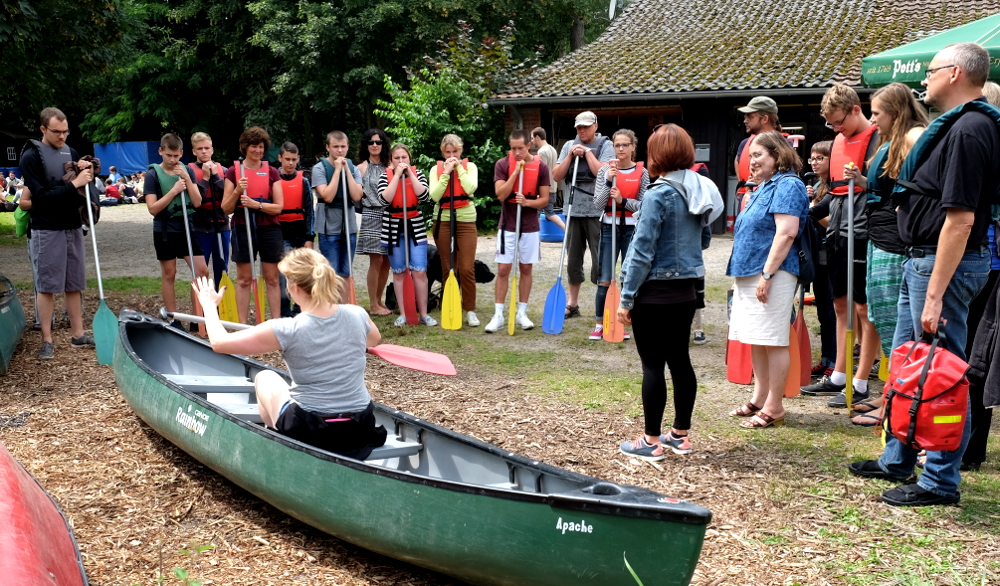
top-left (94, 142), bottom-right (158, 176)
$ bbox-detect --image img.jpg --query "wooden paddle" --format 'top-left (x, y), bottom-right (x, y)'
top-left (793, 286), bottom-right (811, 385)
top-left (179, 176), bottom-right (206, 337)
top-left (164, 309), bottom-right (456, 376)
top-left (441, 166), bottom-right (462, 330)
top-left (508, 164), bottom-right (524, 336)
top-left (341, 167), bottom-right (357, 304)
top-left (542, 157), bottom-right (579, 334)
top-left (84, 183), bottom-right (116, 365)
top-left (399, 171), bottom-right (418, 325)
top-left (603, 175), bottom-right (623, 343)
top-left (240, 161), bottom-right (266, 324)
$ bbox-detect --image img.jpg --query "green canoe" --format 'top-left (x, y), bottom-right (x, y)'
top-left (0, 275), bottom-right (27, 376)
top-left (113, 309), bottom-right (711, 586)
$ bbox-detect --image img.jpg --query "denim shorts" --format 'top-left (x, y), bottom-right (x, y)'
top-left (385, 240), bottom-right (428, 273)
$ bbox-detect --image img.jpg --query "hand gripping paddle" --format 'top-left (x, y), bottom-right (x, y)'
top-left (441, 166), bottom-right (462, 330)
top-left (84, 182), bottom-right (117, 365)
top-left (603, 175), bottom-right (624, 343)
top-left (542, 157), bottom-right (580, 334)
top-left (400, 173), bottom-right (419, 325)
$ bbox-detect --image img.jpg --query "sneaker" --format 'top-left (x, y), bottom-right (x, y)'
top-left (811, 363), bottom-right (833, 379)
top-left (800, 375), bottom-right (846, 396)
top-left (420, 315), bottom-right (438, 327)
top-left (623, 331), bottom-right (630, 341)
top-left (848, 460), bottom-right (913, 483)
top-left (870, 361), bottom-right (881, 379)
top-left (589, 324), bottom-right (604, 340)
top-left (169, 319), bottom-right (183, 330)
top-left (827, 387), bottom-right (870, 408)
top-left (659, 432), bottom-right (692, 455)
top-left (693, 330), bottom-right (707, 345)
top-left (882, 483), bottom-right (960, 507)
top-left (71, 333), bottom-right (95, 348)
top-left (516, 313), bottom-right (534, 330)
top-left (38, 341), bottom-right (54, 360)
top-left (619, 435), bottom-right (666, 461)
top-left (467, 311), bottom-right (480, 327)
top-left (485, 314), bottom-right (504, 333)
top-left (394, 315), bottom-right (407, 327)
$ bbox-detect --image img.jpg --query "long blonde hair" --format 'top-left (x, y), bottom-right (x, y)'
top-left (278, 248), bottom-right (342, 305)
top-left (870, 83), bottom-right (929, 179)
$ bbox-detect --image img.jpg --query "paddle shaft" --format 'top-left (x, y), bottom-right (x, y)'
top-left (179, 181), bottom-right (197, 278)
top-left (512, 167), bottom-right (524, 280)
top-left (449, 170), bottom-right (456, 274)
top-left (554, 158), bottom-right (580, 275)
top-left (845, 175), bottom-right (855, 413)
top-left (341, 167), bottom-right (353, 278)
top-left (240, 162), bottom-right (259, 286)
top-left (401, 172), bottom-right (410, 272)
top-left (610, 177), bottom-right (617, 270)
top-left (83, 183), bottom-right (105, 300)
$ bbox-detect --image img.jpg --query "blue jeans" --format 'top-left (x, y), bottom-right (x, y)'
top-left (318, 233), bottom-right (357, 278)
top-left (195, 231), bottom-right (231, 286)
top-left (878, 249), bottom-right (989, 496)
top-left (595, 222), bottom-right (635, 319)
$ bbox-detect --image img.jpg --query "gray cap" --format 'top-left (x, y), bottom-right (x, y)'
top-left (574, 111), bottom-right (598, 127)
top-left (738, 96), bottom-right (778, 114)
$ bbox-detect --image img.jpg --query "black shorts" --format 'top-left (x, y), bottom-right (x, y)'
top-left (275, 401), bottom-right (387, 460)
top-left (153, 230), bottom-right (203, 261)
top-left (828, 238), bottom-right (868, 304)
top-left (232, 224), bottom-right (284, 264)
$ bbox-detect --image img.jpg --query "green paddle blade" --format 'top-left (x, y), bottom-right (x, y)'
top-left (441, 271), bottom-right (462, 330)
top-left (93, 300), bottom-right (117, 365)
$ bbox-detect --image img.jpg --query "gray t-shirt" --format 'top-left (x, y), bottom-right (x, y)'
top-left (312, 159), bottom-right (363, 235)
top-left (269, 305), bottom-right (372, 413)
top-left (556, 137), bottom-right (614, 217)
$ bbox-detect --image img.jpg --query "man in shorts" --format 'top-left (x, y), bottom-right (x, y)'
top-left (19, 107), bottom-right (95, 359)
top-left (486, 129), bottom-right (551, 332)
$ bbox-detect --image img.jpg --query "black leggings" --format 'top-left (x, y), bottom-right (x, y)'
top-left (631, 301), bottom-right (698, 435)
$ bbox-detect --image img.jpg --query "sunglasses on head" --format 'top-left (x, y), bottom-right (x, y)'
top-left (365, 140), bottom-right (384, 145)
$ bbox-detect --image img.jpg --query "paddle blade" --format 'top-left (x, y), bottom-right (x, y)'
top-left (542, 278), bottom-right (566, 335)
top-left (603, 282), bottom-right (624, 343)
top-left (93, 301), bottom-right (117, 365)
top-left (508, 274), bottom-right (518, 335)
top-left (345, 276), bottom-right (357, 305)
top-left (441, 271), bottom-right (462, 330)
top-left (402, 270), bottom-right (418, 325)
top-left (794, 310), bottom-right (810, 386)
top-left (218, 273), bottom-right (239, 323)
top-left (251, 278), bottom-right (266, 324)
top-left (368, 344), bottom-right (456, 376)
top-left (878, 349), bottom-right (889, 382)
top-left (785, 325), bottom-right (801, 397)
top-left (726, 338), bottom-right (753, 385)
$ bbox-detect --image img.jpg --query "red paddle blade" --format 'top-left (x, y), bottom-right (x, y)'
top-left (368, 344), bottom-right (456, 376)
top-left (345, 276), bottom-right (357, 305)
top-left (794, 312), bottom-right (811, 386)
top-left (785, 324), bottom-right (801, 397)
top-left (726, 338), bottom-right (753, 384)
top-left (402, 270), bottom-right (418, 325)
top-left (603, 282), bottom-right (624, 342)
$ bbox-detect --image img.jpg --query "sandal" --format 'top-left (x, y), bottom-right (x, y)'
top-left (729, 401), bottom-right (762, 418)
top-left (371, 307), bottom-right (393, 317)
top-left (851, 398), bottom-right (882, 414)
top-left (564, 305), bottom-right (580, 318)
top-left (851, 412), bottom-right (881, 427)
top-left (740, 411), bottom-right (785, 429)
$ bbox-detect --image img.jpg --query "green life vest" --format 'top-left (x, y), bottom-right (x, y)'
top-left (319, 158), bottom-right (357, 205)
top-left (150, 163), bottom-right (195, 218)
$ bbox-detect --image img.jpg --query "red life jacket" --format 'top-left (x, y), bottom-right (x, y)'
top-left (385, 168), bottom-right (422, 219)
top-left (828, 124), bottom-right (878, 195)
top-left (188, 162), bottom-right (222, 210)
top-left (278, 171), bottom-right (305, 222)
top-left (234, 160), bottom-right (272, 209)
top-left (737, 135), bottom-right (754, 195)
top-left (605, 162), bottom-right (644, 218)
top-left (507, 152), bottom-right (541, 198)
top-left (436, 158), bottom-right (471, 209)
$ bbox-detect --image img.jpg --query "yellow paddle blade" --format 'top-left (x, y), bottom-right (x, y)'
top-left (441, 271), bottom-right (462, 330)
top-left (256, 276), bottom-right (267, 323)
top-left (845, 330), bottom-right (855, 413)
top-left (878, 349), bottom-right (889, 381)
top-left (508, 275), bottom-right (518, 335)
top-left (218, 273), bottom-right (238, 323)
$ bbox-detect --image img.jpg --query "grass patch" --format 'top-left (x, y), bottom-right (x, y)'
top-left (0, 212), bottom-right (21, 244)
top-left (705, 281), bottom-right (729, 305)
top-left (529, 370), bottom-right (642, 412)
top-left (86, 276), bottom-right (187, 297)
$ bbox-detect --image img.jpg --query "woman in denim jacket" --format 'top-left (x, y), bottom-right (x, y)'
top-left (726, 131), bottom-right (809, 429)
top-left (617, 124), bottom-right (723, 460)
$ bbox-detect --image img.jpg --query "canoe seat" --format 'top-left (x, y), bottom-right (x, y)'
top-left (368, 436), bottom-right (423, 460)
top-left (162, 374), bottom-right (255, 394)
top-left (221, 403), bottom-right (264, 423)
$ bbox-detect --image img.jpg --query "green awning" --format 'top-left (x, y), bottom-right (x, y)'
top-left (861, 12), bottom-right (1000, 87)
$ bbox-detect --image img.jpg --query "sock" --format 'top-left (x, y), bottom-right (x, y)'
top-left (494, 303), bottom-right (504, 316)
top-left (517, 302), bottom-right (528, 315)
top-left (853, 378), bottom-right (868, 393)
top-left (830, 371), bottom-right (847, 385)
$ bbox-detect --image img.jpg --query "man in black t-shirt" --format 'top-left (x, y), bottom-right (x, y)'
top-left (850, 43), bottom-right (1000, 507)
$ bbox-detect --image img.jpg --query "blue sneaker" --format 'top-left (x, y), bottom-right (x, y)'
top-left (619, 435), bottom-right (666, 461)
top-left (659, 432), bottom-right (692, 455)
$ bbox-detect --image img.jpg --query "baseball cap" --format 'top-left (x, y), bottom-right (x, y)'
top-left (738, 96), bottom-right (778, 114)
top-left (574, 111), bottom-right (598, 127)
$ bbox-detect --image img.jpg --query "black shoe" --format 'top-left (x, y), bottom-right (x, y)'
top-left (189, 322), bottom-right (199, 333)
top-left (882, 483), bottom-right (960, 507)
top-left (169, 319), bottom-right (183, 330)
top-left (960, 462), bottom-right (982, 472)
top-left (848, 460), bottom-right (912, 483)
top-left (870, 361), bottom-right (881, 379)
top-left (801, 375), bottom-right (846, 396)
top-left (827, 388), bottom-right (870, 408)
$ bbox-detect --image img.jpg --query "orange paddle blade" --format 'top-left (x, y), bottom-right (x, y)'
top-left (345, 276), bottom-right (357, 305)
top-left (602, 282), bottom-right (624, 342)
top-left (785, 324), bottom-right (801, 398)
top-left (794, 310), bottom-right (811, 386)
top-left (402, 270), bottom-right (418, 325)
top-left (726, 338), bottom-right (753, 385)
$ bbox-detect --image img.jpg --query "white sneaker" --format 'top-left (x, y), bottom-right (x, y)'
top-left (485, 314), bottom-right (504, 333)
top-left (467, 311), bottom-right (480, 327)
top-left (516, 313), bottom-right (534, 330)
top-left (421, 315), bottom-right (438, 326)
top-left (394, 315), bottom-right (407, 327)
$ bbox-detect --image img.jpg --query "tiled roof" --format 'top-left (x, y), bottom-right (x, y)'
top-left (495, 0), bottom-right (1000, 99)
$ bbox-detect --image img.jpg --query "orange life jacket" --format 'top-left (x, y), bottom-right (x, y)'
top-left (737, 135), bottom-right (754, 195)
top-left (506, 152), bottom-right (541, 198)
top-left (605, 162), bottom-right (644, 218)
top-left (829, 124), bottom-right (878, 195)
top-left (385, 168), bottom-right (422, 219)
top-left (278, 171), bottom-right (305, 222)
top-left (188, 162), bottom-right (222, 210)
top-left (234, 160), bottom-right (272, 209)
top-left (436, 158), bottom-right (471, 209)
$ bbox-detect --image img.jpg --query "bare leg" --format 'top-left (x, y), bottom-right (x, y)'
top-left (856, 303), bottom-right (880, 377)
top-left (160, 260), bottom-right (178, 312)
top-left (494, 263), bottom-right (512, 303)
top-left (762, 345), bottom-right (789, 418)
top-left (749, 345), bottom-right (771, 408)
top-left (65, 291), bottom-right (84, 338)
top-left (377, 257), bottom-right (391, 310)
top-left (38, 292), bottom-right (55, 344)
top-left (412, 270), bottom-right (429, 318)
top-left (185, 255), bottom-right (212, 315)
top-left (391, 273), bottom-right (406, 318)
top-left (235, 263), bottom-right (252, 324)
top-left (567, 282), bottom-right (582, 308)
top-left (262, 262), bottom-right (281, 320)
top-left (518, 263), bottom-right (533, 303)
top-left (255, 370), bottom-right (291, 430)
top-left (367, 254), bottom-right (391, 314)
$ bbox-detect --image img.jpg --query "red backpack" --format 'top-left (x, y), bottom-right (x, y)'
top-left (883, 330), bottom-right (969, 452)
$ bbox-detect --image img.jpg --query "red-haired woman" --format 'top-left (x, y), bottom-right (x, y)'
top-left (616, 124), bottom-right (723, 460)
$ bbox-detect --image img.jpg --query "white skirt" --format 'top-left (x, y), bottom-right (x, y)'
top-left (729, 270), bottom-right (797, 346)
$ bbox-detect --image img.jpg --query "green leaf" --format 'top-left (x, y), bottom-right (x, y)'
top-left (623, 553), bottom-right (645, 586)
top-left (172, 567), bottom-right (189, 580)
top-left (195, 544), bottom-right (215, 553)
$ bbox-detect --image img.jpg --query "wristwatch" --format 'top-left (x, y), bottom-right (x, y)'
top-left (761, 271), bottom-right (773, 280)
top-left (259, 201), bottom-right (263, 210)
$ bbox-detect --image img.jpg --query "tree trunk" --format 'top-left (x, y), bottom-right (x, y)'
top-left (570, 16), bottom-right (585, 52)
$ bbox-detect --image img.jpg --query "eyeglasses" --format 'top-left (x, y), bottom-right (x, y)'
top-left (365, 140), bottom-right (384, 145)
top-left (613, 143), bottom-right (633, 149)
top-left (807, 156), bottom-right (827, 163)
top-left (44, 127), bottom-right (70, 137)
top-left (824, 112), bottom-right (848, 130)
top-left (925, 64), bottom-right (956, 79)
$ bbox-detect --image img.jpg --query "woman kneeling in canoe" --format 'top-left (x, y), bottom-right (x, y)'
top-left (193, 248), bottom-right (388, 459)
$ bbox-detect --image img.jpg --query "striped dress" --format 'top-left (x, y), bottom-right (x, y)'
top-left (377, 169), bottom-right (430, 251)
top-left (865, 143), bottom-right (905, 360)
top-left (357, 162), bottom-right (387, 255)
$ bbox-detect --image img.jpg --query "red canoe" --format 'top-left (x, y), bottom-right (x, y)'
top-left (0, 441), bottom-right (88, 586)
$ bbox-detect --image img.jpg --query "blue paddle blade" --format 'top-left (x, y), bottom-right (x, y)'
top-left (93, 301), bottom-right (117, 365)
top-left (542, 278), bottom-right (566, 335)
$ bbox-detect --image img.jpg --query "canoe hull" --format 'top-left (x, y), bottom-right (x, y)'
top-left (0, 275), bottom-right (26, 375)
top-left (113, 312), bottom-right (709, 586)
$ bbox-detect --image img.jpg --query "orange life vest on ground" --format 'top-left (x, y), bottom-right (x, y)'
top-left (188, 162), bottom-right (223, 210)
top-left (506, 153), bottom-right (541, 198)
top-left (385, 168), bottom-right (422, 219)
top-left (437, 159), bottom-right (471, 209)
top-left (828, 124), bottom-right (878, 195)
top-left (234, 160), bottom-right (272, 209)
top-left (605, 162), bottom-right (643, 218)
top-left (278, 171), bottom-right (305, 222)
